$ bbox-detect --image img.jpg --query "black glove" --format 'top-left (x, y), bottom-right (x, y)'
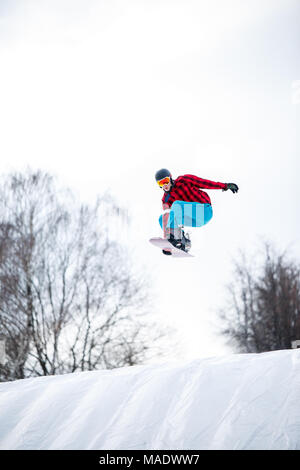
top-left (224, 183), bottom-right (239, 193)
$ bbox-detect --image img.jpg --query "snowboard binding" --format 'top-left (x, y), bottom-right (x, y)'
top-left (162, 228), bottom-right (191, 255)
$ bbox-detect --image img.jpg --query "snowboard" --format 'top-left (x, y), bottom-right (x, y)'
top-left (149, 237), bottom-right (194, 257)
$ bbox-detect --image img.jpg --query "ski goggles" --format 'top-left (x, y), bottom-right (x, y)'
top-left (157, 176), bottom-right (171, 187)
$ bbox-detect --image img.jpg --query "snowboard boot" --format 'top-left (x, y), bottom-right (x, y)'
top-left (165, 228), bottom-right (191, 253)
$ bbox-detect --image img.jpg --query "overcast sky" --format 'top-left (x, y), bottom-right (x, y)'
top-left (0, 0), bottom-right (299, 362)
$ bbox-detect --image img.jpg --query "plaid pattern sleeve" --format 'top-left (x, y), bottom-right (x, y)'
top-left (161, 174), bottom-right (227, 208)
top-left (180, 174), bottom-right (227, 190)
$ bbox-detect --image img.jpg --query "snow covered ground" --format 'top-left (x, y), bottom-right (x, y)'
top-left (0, 349), bottom-right (299, 450)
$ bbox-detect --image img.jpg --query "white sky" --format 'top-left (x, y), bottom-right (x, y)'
top-left (0, 0), bottom-right (299, 362)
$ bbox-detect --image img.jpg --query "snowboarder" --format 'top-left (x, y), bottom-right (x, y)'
top-left (154, 169), bottom-right (238, 255)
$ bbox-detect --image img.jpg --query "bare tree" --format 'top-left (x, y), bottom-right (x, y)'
top-left (219, 242), bottom-right (300, 353)
top-left (0, 169), bottom-right (162, 381)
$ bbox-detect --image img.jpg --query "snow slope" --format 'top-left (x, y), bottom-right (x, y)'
top-left (0, 349), bottom-right (299, 450)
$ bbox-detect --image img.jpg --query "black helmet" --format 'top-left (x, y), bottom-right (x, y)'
top-left (155, 168), bottom-right (172, 182)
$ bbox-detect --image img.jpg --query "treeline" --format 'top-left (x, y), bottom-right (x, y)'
top-left (0, 169), bottom-right (162, 382)
top-left (219, 242), bottom-right (300, 352)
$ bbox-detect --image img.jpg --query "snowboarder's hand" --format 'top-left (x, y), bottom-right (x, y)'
top-left (224, 183), bottom-right (239, 193)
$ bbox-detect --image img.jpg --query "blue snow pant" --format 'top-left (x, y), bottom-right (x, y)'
top-left (159, 201), bottom-right (213, 230)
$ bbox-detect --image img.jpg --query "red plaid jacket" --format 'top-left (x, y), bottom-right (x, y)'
top-left (162, 174), bottom-right (227, 209)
